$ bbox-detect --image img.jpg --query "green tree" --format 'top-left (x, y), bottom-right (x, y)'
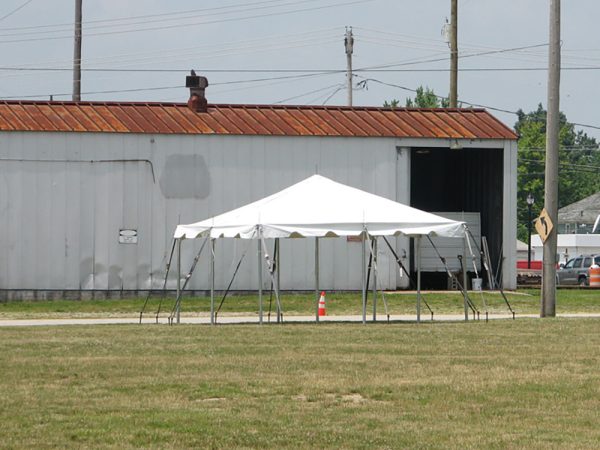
top-left (516, 104), bottom-right (600, 241)
top-left (384, 86), bottom-right (449, 109)
top-left (405, 86), bottom-right (450, 108)
top-left (383, 99), bottom-right (400, 108)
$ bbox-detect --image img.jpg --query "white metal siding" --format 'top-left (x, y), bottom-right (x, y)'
top-left (0, 132), bottom-right (401, 292)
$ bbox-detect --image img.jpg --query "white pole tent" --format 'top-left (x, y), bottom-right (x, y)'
top-left (172, 175), bottom-right (467, 324)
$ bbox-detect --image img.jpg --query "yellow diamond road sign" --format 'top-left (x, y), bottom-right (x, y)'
top-left (534, 208), bottom-right (554, 243)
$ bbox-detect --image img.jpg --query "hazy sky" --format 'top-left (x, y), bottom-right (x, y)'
top-left (1, 0), bottom-right (598, 137)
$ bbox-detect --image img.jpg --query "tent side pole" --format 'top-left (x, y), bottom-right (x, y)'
top-left (362, 230), bottom-right (367, 324)
top-left (258, 228), bottom-right (263, 325)
top-left (372, 237), bottom-right (378, 322)
top-left (210, 238), bottom-right (215, 325)
top-left (416, 236), bottom-right (421, 324)
top-left (315, 237), bottom-right (320, 323)
top-left (176, 238), bottom-right (181, 324)
top-left (276, 238), bottom-right (281, 323)
top-left (463, 235), bottom-right (469, 321)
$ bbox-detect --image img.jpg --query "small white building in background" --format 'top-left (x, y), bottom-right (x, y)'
top-left (516, 239), bottom-right (529, 261)
top-left (531, 234), bottom-right (600, 264)
top-left (0, 80), bottom-right (518, 298)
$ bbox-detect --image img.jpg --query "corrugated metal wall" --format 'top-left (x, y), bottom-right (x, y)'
top-left (0, 132), bottom-right (400, 292)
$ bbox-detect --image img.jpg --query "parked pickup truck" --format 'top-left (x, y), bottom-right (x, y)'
top-left (556, 255), bottom-right (600, 286)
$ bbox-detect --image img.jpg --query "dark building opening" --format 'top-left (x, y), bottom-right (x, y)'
top-left (410, 147), bottom-right (504, 289)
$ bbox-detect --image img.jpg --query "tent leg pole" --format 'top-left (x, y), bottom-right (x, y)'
top-left (372, 237), bottom-right (378, 322)
top-left (176, 238), bottom-right (181, 324)
top-left (362, 231), bottom-right (367, 324)
top-left (276, 238), bottom-right (281, 323)
top-left (417, 236), bottom-right (421, 324)
top-left (463, 236), bottom-right (469, 321)
top-left (210, 238), bottom-right (215, 325)
top-left (258, 232), bottom-right (263, 325)
top-left (315, 237), bottom-right (320, 323)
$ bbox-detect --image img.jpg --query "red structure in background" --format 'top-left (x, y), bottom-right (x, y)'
top-left (517, 260), bottom-right (542, 270)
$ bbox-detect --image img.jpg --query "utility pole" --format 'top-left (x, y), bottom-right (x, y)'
top-left (345, 27), bottom-right (354, 106)
top-left (72, 0), bottom-right (82, 101)
top-left (449, 0), bottom-right (458, 107)
top-left (542, 0), bottom-right (561, 318)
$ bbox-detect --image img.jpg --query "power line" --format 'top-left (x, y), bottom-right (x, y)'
top-left (0, 0), bottom-right (308, 32)
top-left (0, 72), bottom-right (339, 99)
top-left (0, 0), bottom-right (34, 22)
top-left (273, 83), bottom-right (342, 104)
top-left (2, 65), bottom-right (600, 74)
top-left (519, 158), bottom-right (600, 173)
top-left (518, 147), bottom-right (600, 152)
top-left (0, 0), bottom-right (376, 44)
top-left (0, 26), bottom-right (340, 72)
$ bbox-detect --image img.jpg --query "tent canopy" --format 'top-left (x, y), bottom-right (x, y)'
top-left (174, 175), bottom-right (465, 240)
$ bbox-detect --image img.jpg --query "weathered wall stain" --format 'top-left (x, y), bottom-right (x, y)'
top-left (159, 154), bottom-right (210, 199)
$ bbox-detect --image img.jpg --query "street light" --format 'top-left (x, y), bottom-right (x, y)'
top-left (527, 193), bottom-right (535, 269)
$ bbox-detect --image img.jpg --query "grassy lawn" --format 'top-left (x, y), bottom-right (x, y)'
top-left (1, 289), bottom-right (600, 319)
top-left (1, 319), bottom-right (599, 448)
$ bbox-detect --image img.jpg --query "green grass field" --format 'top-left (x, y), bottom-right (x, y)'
top-left (1, 319), bottom-right (600, 449)
top-left (1, 289), bottom-right (600, 319)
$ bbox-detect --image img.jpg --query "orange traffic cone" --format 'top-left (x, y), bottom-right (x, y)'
top-left (318, 291), bottom-right (326, 316)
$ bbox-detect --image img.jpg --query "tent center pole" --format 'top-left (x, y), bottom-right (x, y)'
top-left (315, 237), bottom-right (320, 323)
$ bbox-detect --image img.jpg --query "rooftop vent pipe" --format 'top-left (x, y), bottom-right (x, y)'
top-left (186, 70), bottom-right (208, 112)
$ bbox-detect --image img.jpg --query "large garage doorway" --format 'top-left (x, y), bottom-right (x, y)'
top-left (410, 147), bottom-right (504, 289)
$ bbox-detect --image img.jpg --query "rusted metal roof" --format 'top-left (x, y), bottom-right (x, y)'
top-left (0, 100), bottom-right (517, 139)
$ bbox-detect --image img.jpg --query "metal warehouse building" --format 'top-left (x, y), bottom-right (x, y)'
top-left (0, 90), bottom-right (517, 299)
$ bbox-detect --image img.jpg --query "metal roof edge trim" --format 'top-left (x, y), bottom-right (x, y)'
top-left (0, 99), bottom-right (487, 113)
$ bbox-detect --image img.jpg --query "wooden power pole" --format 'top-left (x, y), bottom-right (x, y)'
top-left (72, 0), bottom-right (82, 101)
top-left (449, 0), bottom-right (458, 107)
top-left (542, 0), bottom-right (561, 317)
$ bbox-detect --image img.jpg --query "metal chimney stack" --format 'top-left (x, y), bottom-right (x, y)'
top-left (186, 71), bottom-right (209, 112)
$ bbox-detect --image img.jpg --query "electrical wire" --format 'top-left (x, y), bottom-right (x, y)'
top-left (273, 83), bottom-right (342, 104)
top-left (320, 86), bottom-right (345, 105)
top-left (355, 75), bottom-right (600, 132)
top-left (0, 71), bottom-right (340, 99)
top-left (0, 0), bottom-right (34, 22)
top-left (0, 0), bottom-right (376, 44)
top-left (0, 0), bottom-right (312, 32)
top-left (5, 64), bottom-right (600, 75)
